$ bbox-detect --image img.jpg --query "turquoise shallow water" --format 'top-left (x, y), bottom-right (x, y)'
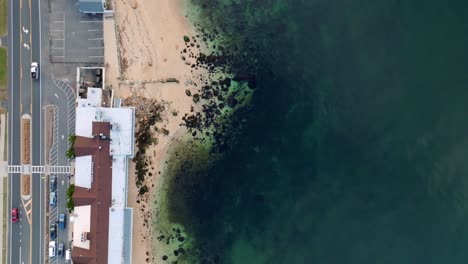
top-left (162, 0), bottom-right (468, 263)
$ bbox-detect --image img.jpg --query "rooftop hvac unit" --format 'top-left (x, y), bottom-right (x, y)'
top-left (81, 232), bottom-right (89, 242)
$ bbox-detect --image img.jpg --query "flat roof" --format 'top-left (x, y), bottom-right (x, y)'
top-left (103, 107), bottom-right (135, 156)
top-left (77, 87), bottom-right (102, 108)
top-left (76, 107), bottom-right (98, 137)
top-left (78, 0), bottom-right (104, 13)
top-left (75, 107), bottom-right (135, 157)
top-left (108, 208), bottom-right (133, 264)
top-left (74, 155), bottom-right (92, 189)
top-left (72, 205), bottom-right (91, 250)
top-left (111, 156), bottom-right (127, 207)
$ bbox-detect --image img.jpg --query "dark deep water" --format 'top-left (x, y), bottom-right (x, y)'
top-left (166, 0), bottom-right (468, 263)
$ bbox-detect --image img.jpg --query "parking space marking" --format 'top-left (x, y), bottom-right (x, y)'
top-left (88, 37), bottom-right (103, 40)
top-left (80, 20), bottom-right (103, 23)
top-left (51, 47), bottom-right (64, 49)
top-left (88, 29), bottom-right (103, 32)
top-left (88, 47), bottom-right (103, 49)
top-left (89, 56), bottom-right (104, 58)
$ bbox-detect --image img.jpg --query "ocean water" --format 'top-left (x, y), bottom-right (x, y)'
top-left (161, 0), bottom-right (468, 263)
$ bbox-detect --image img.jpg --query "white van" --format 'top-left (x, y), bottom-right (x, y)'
top-left (65, 249), bottom-right (71, 262)
top-left (49, 241), bottom-right (56, 257)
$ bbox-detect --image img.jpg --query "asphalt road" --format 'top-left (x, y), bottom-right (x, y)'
top-left (9, 0), bottom-right (105, 261)
top-left (8, 0), bottom-right (44, 262)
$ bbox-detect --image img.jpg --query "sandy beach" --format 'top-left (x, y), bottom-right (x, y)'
top-left (104, 0), bottom-right (202, 262)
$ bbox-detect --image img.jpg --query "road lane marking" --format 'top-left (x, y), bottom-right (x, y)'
top-left (29, 197), bottom-right (32, 264)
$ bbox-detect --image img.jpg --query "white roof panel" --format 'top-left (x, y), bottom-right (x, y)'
top-left (111, 156), bottom-right (127, 207)
top-left (100, 107), bottom-right (135, 156)
top-left (75, 107), bottom-right (97, 137)
top-left (72, 205), bottom-right (91, 250)
top-left (74, 155), bottom-right (92, 189)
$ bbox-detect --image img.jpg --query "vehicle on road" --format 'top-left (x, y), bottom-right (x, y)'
top-left (65, 249), bottom-right (71, 262)
top-left (58, 213), bottom-right (66, 229)
top-left (50, 224), bottom-right (57, 239)
top-left (30, 62), bottom-right (39, 79)
top-left (58, 243), bottom-right (64, 256)
top-left (11, 208), bottom-right (19, 223)
top-left (49, 241), bottom-right (56, 257)
top-left (50, 191), bottom-right (57, 206)
top-left (50, 175), bottom-right (57, 191)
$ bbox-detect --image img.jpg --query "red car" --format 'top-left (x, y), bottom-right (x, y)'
top-left (11, 208), bottom-right (19, 223)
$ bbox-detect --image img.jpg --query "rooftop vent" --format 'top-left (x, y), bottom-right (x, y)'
top-left (81, 232), bottom-right (89, 242)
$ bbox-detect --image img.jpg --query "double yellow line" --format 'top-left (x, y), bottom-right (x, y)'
top-left (19, 0), bottom-right (34, 114)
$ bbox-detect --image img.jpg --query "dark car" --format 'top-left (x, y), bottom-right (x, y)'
top-left (50, 175), bottom-right (57, 191)
top-left (58, 213), bottom-right (66, 229)
top-left (11, 208), bottom-right (19, 223)
top-left (57, 243), bottom-right (64, 256)
top-left (50, 224), bottom-right (57, 239)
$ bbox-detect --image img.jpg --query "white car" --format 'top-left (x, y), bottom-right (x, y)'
top-left (49, 241), bottom-right (56, 257)
top-left (30, 62), bottom-right (39, 79)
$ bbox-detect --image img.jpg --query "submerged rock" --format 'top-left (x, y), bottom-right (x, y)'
top-left (192, 94), bottom-right (200, 103)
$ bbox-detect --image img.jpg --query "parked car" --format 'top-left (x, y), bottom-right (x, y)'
top-left (65, 249), bottom-right (71, 263)
top-left (30, 62), bottom-right (39, 79)
top-left (50, 175), bottom-right (57, 191)
top-left (50, 224), bottom-right (57, 239)
top-left (49, 241), bottom-right (56, 257)
top-left (58, 213), bottom-right (66, 229)
top-left (50, 192), bottom-right (56, 206)
top-left (11, 208), bottom-right (19, 223)
top-left (57, 243), bottom-right (64, 257)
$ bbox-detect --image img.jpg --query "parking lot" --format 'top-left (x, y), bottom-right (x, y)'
top-left (49, 12), bottom-right (104, 64)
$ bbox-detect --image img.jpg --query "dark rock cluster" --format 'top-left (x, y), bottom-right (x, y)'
top-left (179, 31), bottom-right (257, 153)
top-left (156, 227), bottom-right (187, 262)
top-left (123, 96), bottom-right (167, 191)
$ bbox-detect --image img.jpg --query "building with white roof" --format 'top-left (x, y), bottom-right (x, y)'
top-left (71, 67), bottom-right (134, 264)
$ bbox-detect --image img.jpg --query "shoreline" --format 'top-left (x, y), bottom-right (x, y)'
top-left (105, 0), bottom-right (203, 262)
top-left (105, 0), bottom-right (254, 262)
